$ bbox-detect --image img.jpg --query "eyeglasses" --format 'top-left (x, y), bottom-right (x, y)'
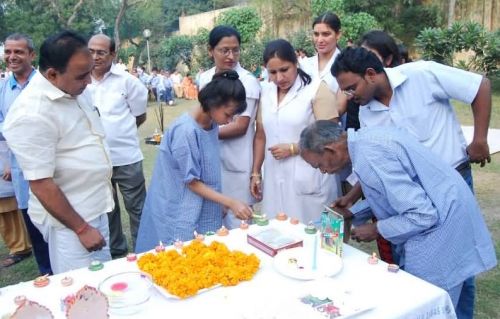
top-left (89, 49), bottom-right (110, 57)
top-left (215, 47), bottom-right (241, 57)
top-left (342, 89), bottom-right (356, 97)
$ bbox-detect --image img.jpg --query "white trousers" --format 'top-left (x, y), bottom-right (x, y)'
top-left (35, 214), bottom-right (111, 274)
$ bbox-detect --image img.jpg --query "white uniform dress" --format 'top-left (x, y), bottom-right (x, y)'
top-left (199, 64), bottom-right (261, 228)
top-left (260, 76), bottom-right (340, 223)
top-left (300, 49), bottom-right (341, 92)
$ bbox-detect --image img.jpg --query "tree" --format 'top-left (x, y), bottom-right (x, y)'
top-left (158, 35), bottom-right (194, 70)
top-left (216, 7), bottom-right (263, 43)
top-left (416, 21), bottom-right (500, 76)
top-left (288, 29), bottom-right (315, 56)
top-left (310, 0), bottom-right (379, 46)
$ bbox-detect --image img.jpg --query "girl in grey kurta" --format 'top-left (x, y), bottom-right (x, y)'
top-left (136, 71), bottom-right (253, 253)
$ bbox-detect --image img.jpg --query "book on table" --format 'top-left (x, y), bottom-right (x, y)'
top-left (247, 227), bottom-right (303, 257)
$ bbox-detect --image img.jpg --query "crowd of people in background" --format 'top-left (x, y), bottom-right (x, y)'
top-left (0, 10), bottom-right (496, 319)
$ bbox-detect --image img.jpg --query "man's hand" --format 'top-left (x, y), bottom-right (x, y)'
top-left (331, 195), bottom-right (355, 210)
top-left (467, 140), bottom-right (491, 167)
top-left (331, 206), bottom-right (354, 221)
top-left (351, 223), bottom-right (378, 242)
top-left (77, 225), bottom-right (106, 252)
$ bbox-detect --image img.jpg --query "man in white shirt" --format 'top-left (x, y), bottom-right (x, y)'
top-left (331, 47), bottom-right (492, 319)
top-left (3, 30), bottom-right (114, 274)
top-left (87, 34), bottom-right (147, 256)
top-left (171, 70), bottom-right (183, 98)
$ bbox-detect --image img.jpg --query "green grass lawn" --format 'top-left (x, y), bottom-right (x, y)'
top-left (1, 83), bottom-right (499, 318)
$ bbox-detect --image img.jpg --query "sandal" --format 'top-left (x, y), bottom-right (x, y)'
top-left (1, 252), bottom-right (32, 267)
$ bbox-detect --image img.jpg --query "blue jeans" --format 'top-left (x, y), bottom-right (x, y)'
top-left (21, 209), bottom-right (52, 275)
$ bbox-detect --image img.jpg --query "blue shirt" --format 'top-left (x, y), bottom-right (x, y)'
top-left (348, 127), bottom-right (497, 290)
top-left (0, 70), bottom-right (36, 209)
top-left (359, 61), bottom-right (482, 168)
top-left (135, 113), bottom-right (223, 252)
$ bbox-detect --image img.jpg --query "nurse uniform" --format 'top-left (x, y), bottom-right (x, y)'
top-left (259, 75), bottom-right (341, 223)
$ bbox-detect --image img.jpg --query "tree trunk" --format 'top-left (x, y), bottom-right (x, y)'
top-left (114, 0), bottom-right (129, 61)
top-left (67, 0), bottom-right (86, 26)
top-left (447, 0), bottom-right (456, 27)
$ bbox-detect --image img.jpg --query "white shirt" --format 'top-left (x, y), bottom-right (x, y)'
top-left (86, 64), bottom-right (148, 166)
top-left (171, 73), bottom-right (182, 85)
top-left (359, 61), bottom-right (482, 168)
top-left (300, 49), bottom-right (341, 92)
top-left (3, 73), bottom-right (114, 228)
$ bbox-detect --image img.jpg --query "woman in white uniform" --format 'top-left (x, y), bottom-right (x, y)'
top-left (198, 26), bottom-right (261, 229)
top-left (250, 39), bottom-right (342, 223)
top-left (300, 12), bottom-right (344, 96)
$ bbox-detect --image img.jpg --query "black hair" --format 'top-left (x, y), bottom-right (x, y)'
top-left (359, 30), bottom-right (401, 68)
top-left (312, 12), bottom-right (341, 33)
top-left (331, 47), bottom-right (384, 77)
top-left (39, 30), bottom-right (88, 73)
top-left (398, 44), bottom-right (411, 63)
top-left (208, 25), bottom-right (241, 48)
top-left (5, 33), bottom-right (35, 52)
top-left (263, 39), bottom-right (311, 86)
top-left (198, 70), bottom-right (247, 114)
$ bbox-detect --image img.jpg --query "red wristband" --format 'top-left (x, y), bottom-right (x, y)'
top-left (75, 223), bottom-right (89, 235)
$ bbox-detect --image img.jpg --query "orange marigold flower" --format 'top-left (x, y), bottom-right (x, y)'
top-left (138, 241), bottom-right (260, 298)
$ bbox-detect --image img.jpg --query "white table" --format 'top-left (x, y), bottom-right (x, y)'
top-left (0, 220), bottom-right (456, 318)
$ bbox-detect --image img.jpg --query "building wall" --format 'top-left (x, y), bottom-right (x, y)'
top-left (426, 0), bottom-right (499, 31)
top-left (179, 6), bottom-right (242, 36)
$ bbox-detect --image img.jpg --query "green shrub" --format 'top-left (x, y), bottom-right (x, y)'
top-left (416, 21), bottom-right (500, 76)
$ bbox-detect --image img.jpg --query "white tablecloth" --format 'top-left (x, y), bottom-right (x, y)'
top-left (0, 220), bottom-right (456, 318)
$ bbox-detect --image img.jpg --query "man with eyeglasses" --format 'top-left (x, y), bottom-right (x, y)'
top-left (86, 34), bottom-right (148, 257)
top-left (331, 47), bottom-right (492, 319)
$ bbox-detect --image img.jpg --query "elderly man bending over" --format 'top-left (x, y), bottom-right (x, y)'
top-left (299, 120), bottom-right (496, 316)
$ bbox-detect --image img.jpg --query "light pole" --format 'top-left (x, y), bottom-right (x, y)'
top-left (143, 29), bottom-right (152, 73)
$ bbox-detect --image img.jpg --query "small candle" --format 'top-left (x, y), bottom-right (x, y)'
top-left (216, 226), bottom-right (229, 236)
top-left (174, 239), bottom-right (184, 249)
top-left (368, 252), bottom-right (379, 265)
top-left (33, 274), bottom-right (50, 287)
top-left (60, 276), bottom-right (74, 287)
top-left (239, 220), bottom-right (249, 230)
top-left (387, 264), bottom-right (400, 273)
top-left (14, 295), bottom-right (27, 306)
top-left (276, 212), bottom-right (288, 221)
top-left (126, 253), bottom-right (137, 262)
top-left (88, 260), bottom-right (104, 271)
top-left (155, 241), bottom-right (165, 253)
top-left (194, 231), bottom-right (205, 241)
top-left (304, 221), bottom-right (317, 234)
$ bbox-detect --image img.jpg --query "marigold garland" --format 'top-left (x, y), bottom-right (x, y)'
top-left (137, 241), bottom-right (260, 299)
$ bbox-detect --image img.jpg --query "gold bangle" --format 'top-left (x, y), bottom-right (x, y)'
top-left (251, 173), bottom-right (261, 178)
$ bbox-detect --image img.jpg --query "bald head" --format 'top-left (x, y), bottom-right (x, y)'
top-left (89, 34), bottom-right (115, 52)
top-left (88, 34), bottom-right (115, 76)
